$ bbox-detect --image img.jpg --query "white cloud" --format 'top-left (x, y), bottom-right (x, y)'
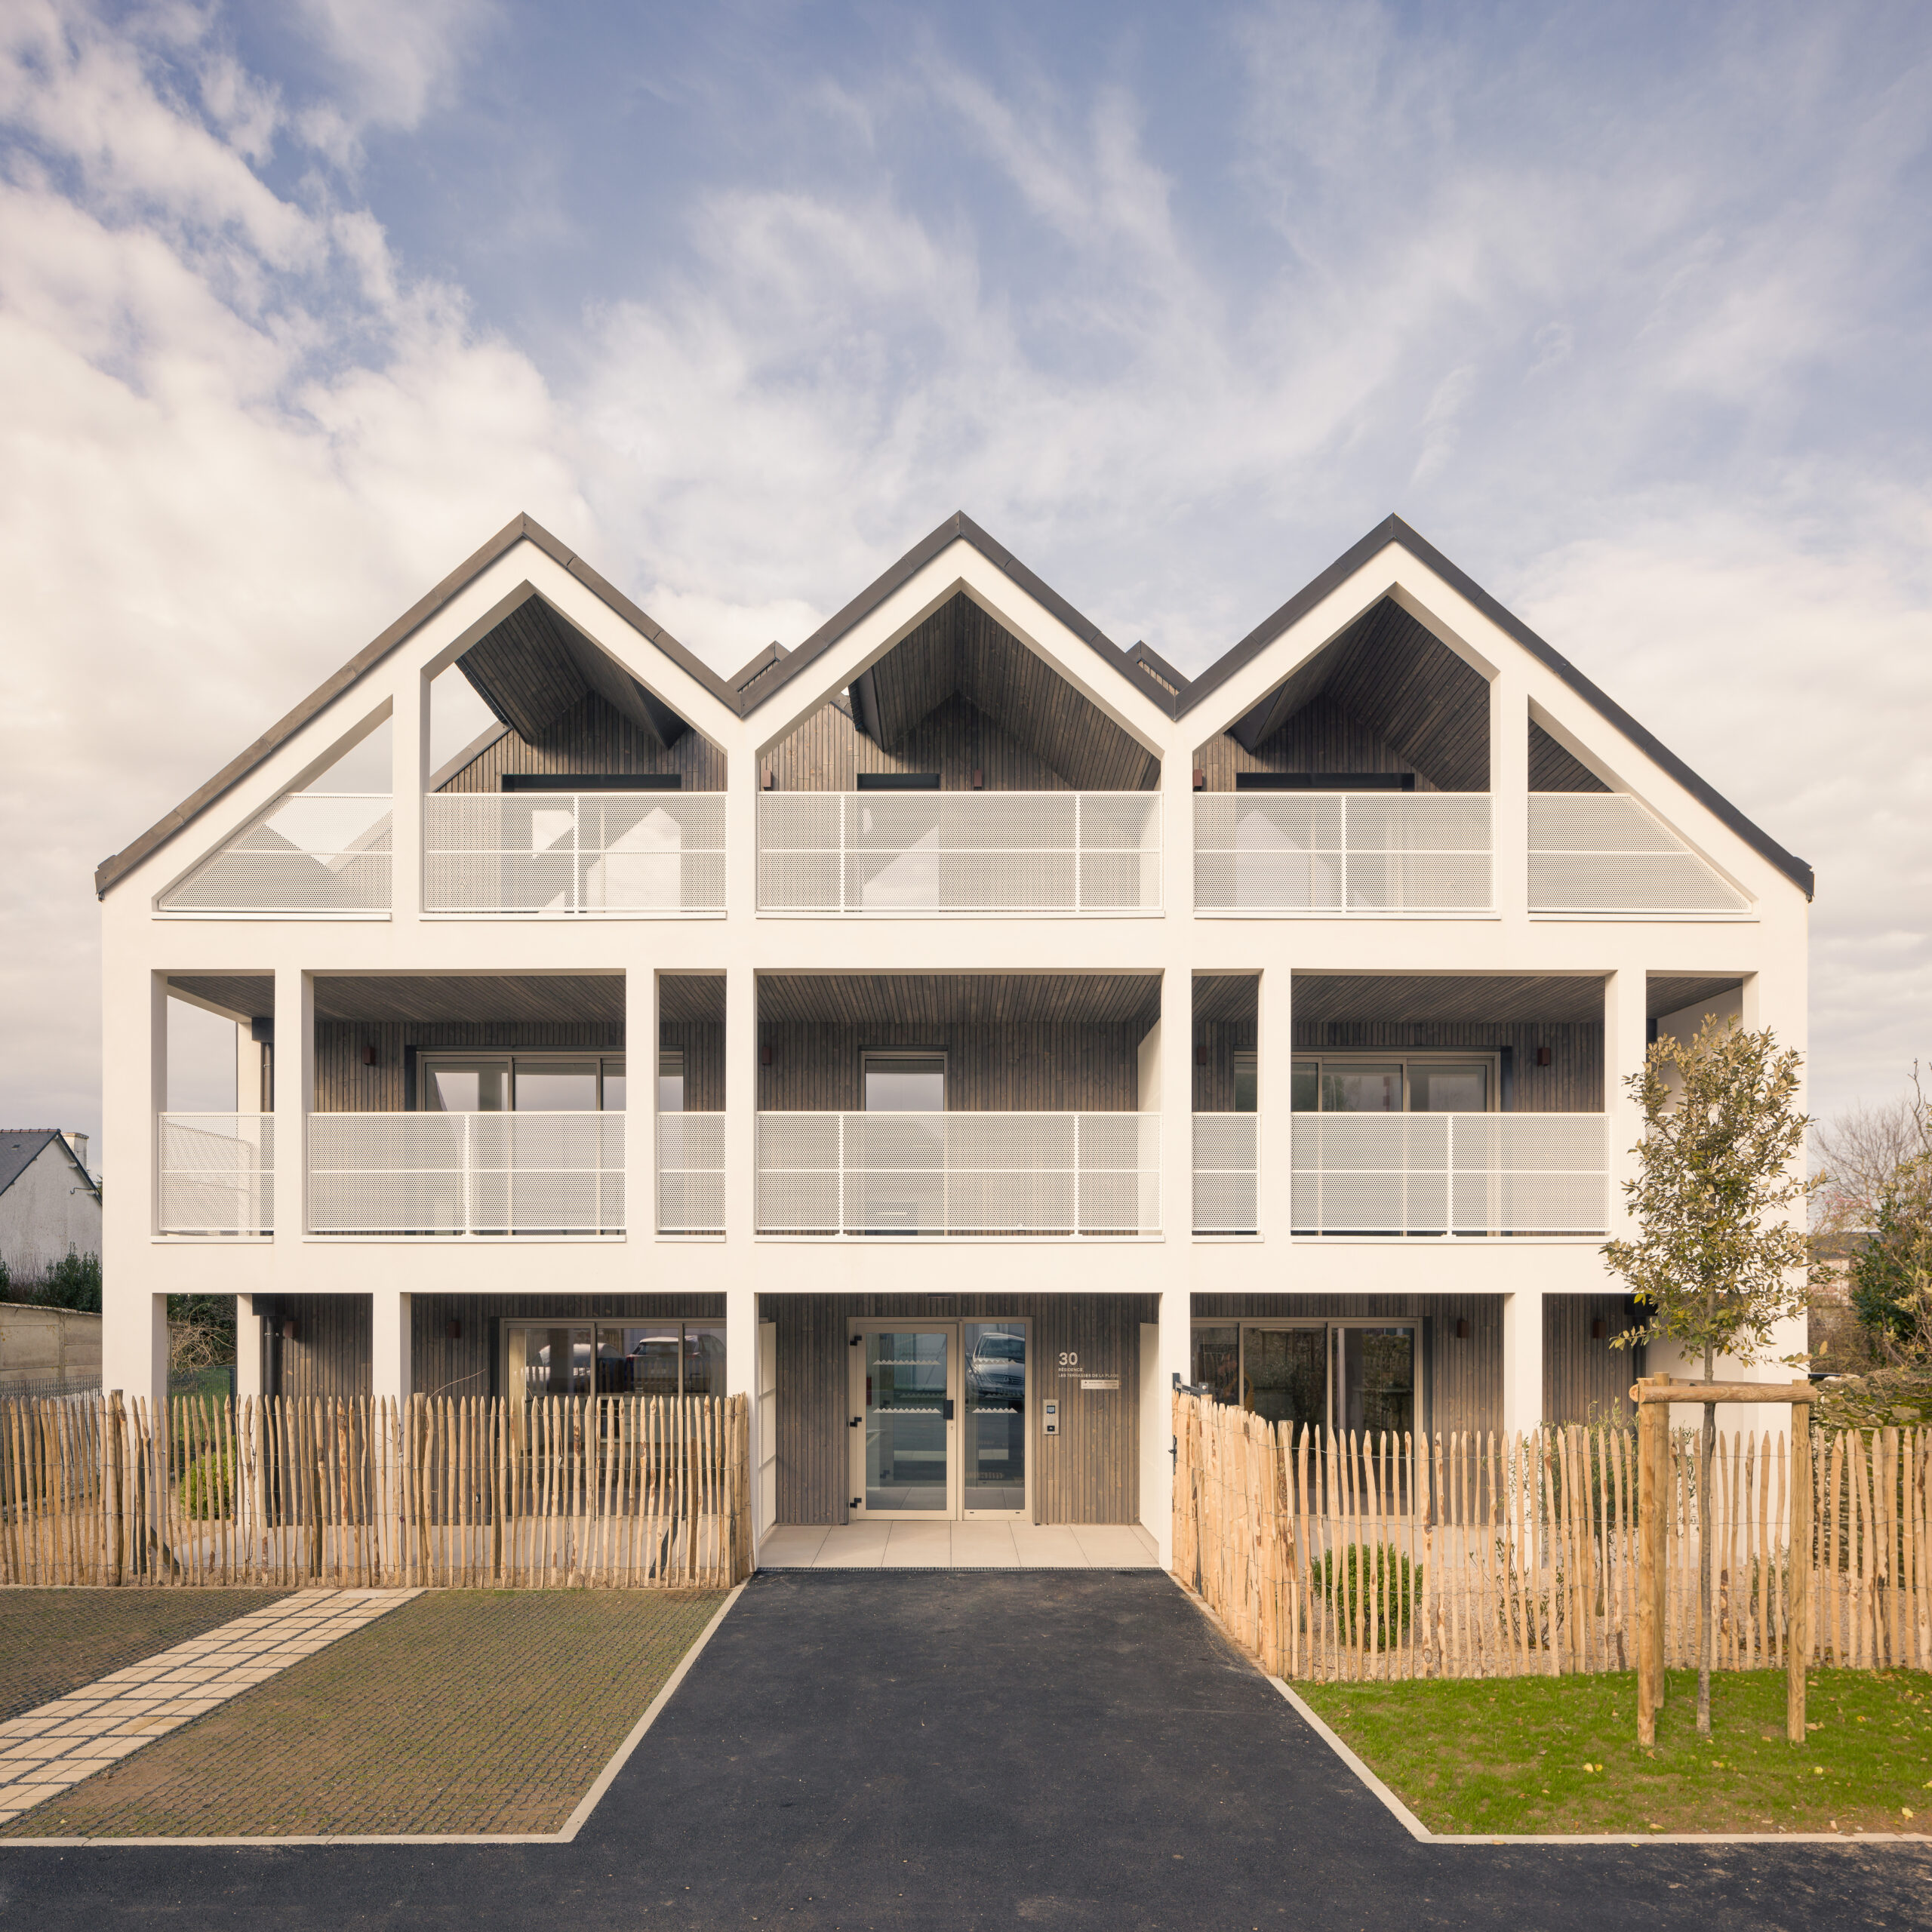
top-left (291, 0), bottom-right (498, 140)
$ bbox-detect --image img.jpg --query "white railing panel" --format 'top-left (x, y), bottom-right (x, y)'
top-left (425, 793), bottom-right (726, 915)
top-left (158, 795), bottom-right (392, 915)
top-left (1192, 1113), bottom-right (1258, 1235)
top-left (308, 1112), bottom-right (623, 1235)
top-left (1528, 794), bottom-right (1749, 915)
top-left (657, 1112), bottom-right (724, 1235)
top-left (1193, 792), bottom-right (1492, 912)
top-left (158, 1115), bottom-right (274, 1235)
top-left (1289, 1112), bottom-right (1607, 1235)
top-left (755, 1112), bottom-right (1160, 1235)
top-left (757, 792), bottom-right (1161, 913)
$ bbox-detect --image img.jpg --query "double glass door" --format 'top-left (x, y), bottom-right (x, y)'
top-left (850, 1321), bottom-right (1029, 1518)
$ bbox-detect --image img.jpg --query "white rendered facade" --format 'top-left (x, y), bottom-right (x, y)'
top-left (96, 512), bottom-right (1813, 1565)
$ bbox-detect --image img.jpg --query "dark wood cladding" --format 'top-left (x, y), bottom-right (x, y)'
top-left (759, 1022), bottom-right (1145, 1112)
top-left (1195, 694), bottom-right (1441, 791)
top-left (440, 691), bottom-right (725, 792)
top-left (1292, 1021), bottom-right (1603, 1112)
top-left (313, 1020), bottom-right (623, 1112)
top-left (409, 1292), bottom-right (724, 1402)
top-left (1193, 1020), bottom-right (1257, 1112)
top-left (764, 592), bottom-right (1159, 793)
top-left (662, 1021), bottom-right (724, 1111)
top-left (1292, 974), bottom-right (1604, 1027)
top-left (757, 974), bottom-right (1161, 1027)
top-left (1528, 720), bottom-right (1608, 793)
top-left (1192, 1294), bottom-right (1502, 1440)
top-left (766, 1293), bottom-right (1154, 1526)
top-left (270, 1295), bottom-right (371, 1401)
top-left (1542, 1295), bottom-right (1644, 1423)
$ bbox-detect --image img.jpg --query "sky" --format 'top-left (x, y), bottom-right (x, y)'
top-left (3, 0), bottom-right (1930, 1166)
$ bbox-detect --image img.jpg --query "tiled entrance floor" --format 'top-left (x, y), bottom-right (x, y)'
top-left (759, 1521), bottom-right (1160, 1569)
top-left (0, 1590), bottom-right (416, 1825)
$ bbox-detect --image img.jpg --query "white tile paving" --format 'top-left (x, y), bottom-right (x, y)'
top-left (758, 1521), bottom-right (1159, 1570)
top-left (0, 1589), bottom-right (418, 1825)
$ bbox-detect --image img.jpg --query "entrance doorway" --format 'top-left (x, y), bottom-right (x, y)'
top-left (848, 1318), bottom-right (1030, 1520)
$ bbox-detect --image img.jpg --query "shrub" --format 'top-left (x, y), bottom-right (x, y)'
top-left (1317, 1542), bottom-right (1420, 1650)
top-left (180, 1452), bottom-right (233, 1521)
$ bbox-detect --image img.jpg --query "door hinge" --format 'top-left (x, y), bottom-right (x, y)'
top-left (849, 1415), bottom-right (860, 1427)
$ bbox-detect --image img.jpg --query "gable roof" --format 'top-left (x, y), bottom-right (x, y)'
top-left (95, 507), bottom-right (1813, 901)
top-left (0, 1132), bottom-right (97, 1204)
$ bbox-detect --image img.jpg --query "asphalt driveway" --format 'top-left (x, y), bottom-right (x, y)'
top-left (3, 1570), bottom-right (1929, 1930)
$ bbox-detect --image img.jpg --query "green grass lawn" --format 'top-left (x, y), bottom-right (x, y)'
top-left (1297, 1668), bottom-right (1932, 1836)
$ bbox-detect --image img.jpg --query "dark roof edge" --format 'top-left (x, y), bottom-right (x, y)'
top-left (95, 513), bottom-right (736, 899)
top-left (1180, 515), bottom-right (1814, 900)
top-left (742, 511), bottom-right (1179, 719)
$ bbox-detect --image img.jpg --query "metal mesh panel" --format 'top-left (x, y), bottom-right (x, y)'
top-left (424, 794), bottom-right (726, 915)
top-left (1193, 794), bottom-right (1491, 912)
top-left (307, 1112), bottom-right (624, 1235)
top-left (158, 1114), bottom-right (274, 1235)
top-left (1192, 1112), bottom-right (1258, 1234)
top-left (1289, 1112), bottom-right (1607, 1235)
top-left (754, 1112), bottom-right (1160, 1235)
top-left (159, 795), bottom-right (392, 914)
top-left (657, 1112), bottom-right (724, 1235)
top-left (757, 792), bottom-right (1161, 913)
top-left (1528, 794), bottom-right (1749, 914)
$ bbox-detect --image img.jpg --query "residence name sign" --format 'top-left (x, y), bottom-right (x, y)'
top-left (1058, 1350), bottom-right (1118, 1393)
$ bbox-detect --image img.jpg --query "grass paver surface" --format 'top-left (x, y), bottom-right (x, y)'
top-left (2, 1588), bottom-right (727, 1838)
top-left (1301, 1666), bottom-right (1932, 1835)
top-left (0, 1590), bottom-right (288, 1722)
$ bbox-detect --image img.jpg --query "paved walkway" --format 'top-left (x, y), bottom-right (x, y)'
top-left (0, 1591), bottom-right (414, 1825)
top-left (759, 1519), bottom-right (1159, 1567)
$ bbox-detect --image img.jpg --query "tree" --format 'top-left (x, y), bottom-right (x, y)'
top-left (1603, 1014), bottom-right (1812, 1737)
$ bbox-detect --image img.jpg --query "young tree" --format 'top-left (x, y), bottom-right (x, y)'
top-left (1604, 1014), bottom-right (1811, 1737)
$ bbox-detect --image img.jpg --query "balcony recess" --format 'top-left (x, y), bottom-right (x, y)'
top-left (158, 1114), bottom-right (275, 1235)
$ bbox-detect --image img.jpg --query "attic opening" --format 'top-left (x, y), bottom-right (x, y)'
top-left (1195, 597), bottom-right (1489, 792)
top-left (435, 592), bottom-right (726, 794)
top-left (764, 591), bottom-right (1161, 792)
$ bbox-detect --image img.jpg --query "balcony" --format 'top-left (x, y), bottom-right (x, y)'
top-left (1528, 795), bottom-right (1749, 916)
top-left (158, 1114), bottom-right (275, 1235)
top-left (657, 1113), bottom-right (725, 1235)
top-left (1193, 792), bottom-right (1491, 914)
top-left (307, 1112), bottom-right (625, 1235)
top-left (425, 792), bottom-right (724, 915)
top-left (755, 1112), bottom-right (1161, 1236)
top-left (1192, 1114), bottom-right (1258, 1235)
top-left (1288, 1112), bottom-right (1607, 1236)
top-left (158, 795), bottom-right (392, 915)
top-left (757, 792), bottom-right (1161, 915)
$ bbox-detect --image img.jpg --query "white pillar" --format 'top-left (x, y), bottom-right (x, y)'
top-left (235, 1294), bottom-right (263, 1400)
top-left (1490, 674), bottom-right (1529, 920)
top-left (723, 965), bottom-right (759, 1561)
top-left (103, 974), bottom-right (168, 1411)
top-left (1604, 965), bottom-right (1649, 1239)
top-left (1502, 1289), bottom-right (1543, 1437)
top-left (273, 967), bottom-right (314, 1243)
top-left (1152, 968), bottom-right (1196, 1570)
top-left (372, 1291), bottom-right (412, 1404)
top-left (1257, 965), bottom-right (1294, 1241)
top-left (390, 671), bottom-right (429, 922)
top-left (625, 966), bottom-right (658, 1241)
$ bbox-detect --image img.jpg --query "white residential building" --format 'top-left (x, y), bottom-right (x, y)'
top-left (95, 511), bottom-right (1811, 1561)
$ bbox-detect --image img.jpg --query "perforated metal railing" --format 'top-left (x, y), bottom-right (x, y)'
top-left (755, 1112), bottom-right (1161, 1235)
top-left (307, 1112), bottom-right (625, 1235)
top-left (1192, 1114), bottom-right (1258, 1235)
top-left (757, 792), bottom-right (1161, 913)
top-left (1528, 794), bottom-right (1749, 915)
top-left (158, 1115), bottom-right (274, 1235)
top-left (425, 793), bottom-right (727, 915)
top-left (1193, 792), bottom-right (1492, 912)
top-left (658, 1113), bottom-right (724, 1235)
top-left (1288, 1112), bottom-right (1607, 1235)
top-left (158, 795), bottom-right (392, 914)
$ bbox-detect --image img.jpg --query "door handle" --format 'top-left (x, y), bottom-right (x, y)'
top-left (850, 1416), bottom-right (860, 1428)
top-left (943, 1398), bottom-right (955, 1421)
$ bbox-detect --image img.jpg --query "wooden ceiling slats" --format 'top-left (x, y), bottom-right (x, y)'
top-left (657, 975), bottom-right (727, 1025)
top-left (1645, 974), bottom-right (1746, 1020)
top-left (755, 973), bottom-right (1161, 1028)
top-left (1291, 974), bottom-right (1606, 1026)
top-left (1190, 975), bottom-right (1260, 1025)
top-left (1528, 721), bottom-right (1609, 793)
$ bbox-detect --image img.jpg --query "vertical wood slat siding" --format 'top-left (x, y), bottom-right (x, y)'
top-left (437, 691), bottom-right (727, 792)
top-left (274, 1295), bottom-right (372, 1401)
top-left (767, 692), bottom-right (1078, 792)
top-left (660, 1022), bottom-right (725, 1112)
top-left (1527, 720), bottom-right (1608, 793)
top-left (312, 1021), bottom-right (625, 1112)
top-left (1191, 1294), bottom-right (1503, 1442)
top-left (771, 1294), bottom-right (1154, 1527)
top-left (1193, 694), bottom-right (1441, 792)
top-left (758, 1023), bottom-right (1146, 1112)
top-left (1542, 1295), bottom-right (1644, 1424)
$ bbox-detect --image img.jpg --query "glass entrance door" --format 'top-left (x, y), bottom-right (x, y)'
top-left (851, 1321), bottom-right (1029, 1518)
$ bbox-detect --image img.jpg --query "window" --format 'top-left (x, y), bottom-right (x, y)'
top-left (506, 1319), bottom-right (723, 1400)
top-left (863, 1052), bottom-right (946, 1112)
top-left (1192, 1321), bottom-right (1420, 1438)
top-left (1232, 1052), bottom-right (1258, 1114)
top-left (657, 1050), bottom-right (685, 1113)
top-left (418, 1053), bottom-right (626, 1112)
top-left (1290, 1054), bottom-right (1496, 1113)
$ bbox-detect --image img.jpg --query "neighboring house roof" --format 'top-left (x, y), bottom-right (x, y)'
top-left (94, 508), bottom-right (1814, 900)
top-left (0, 1132), bottom-right (99, 1204)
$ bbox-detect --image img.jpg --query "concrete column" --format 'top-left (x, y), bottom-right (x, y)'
top-left (235, 1294), bottom-right (263, 1401)
top-left (390, 671), bottom-right (429, 922)
top-left (722, 965), bottom-right (760, 1561)
top-left (1151, 966), bottom-right (1196, 1571)
top-left (625, 966), bottom-right (658, 1241)
top-left (103, 974), bottom-right (168, 1411)
top-left (1257, 964), bottom-right (1294, 1241)
top-left (372, 1291), bottom-right (413, 1404)
top-left (1490, 675), bottom-right (1529, 919)
top-left (1502, 1290), bottom-right (1543, 1438)
top-left (273, 968), bottom-right (315, 1243)
top-left (1152, 1291), bottom-right (1191, 1572)
top-left (1604, 965), bottom-right (1650, 1238)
